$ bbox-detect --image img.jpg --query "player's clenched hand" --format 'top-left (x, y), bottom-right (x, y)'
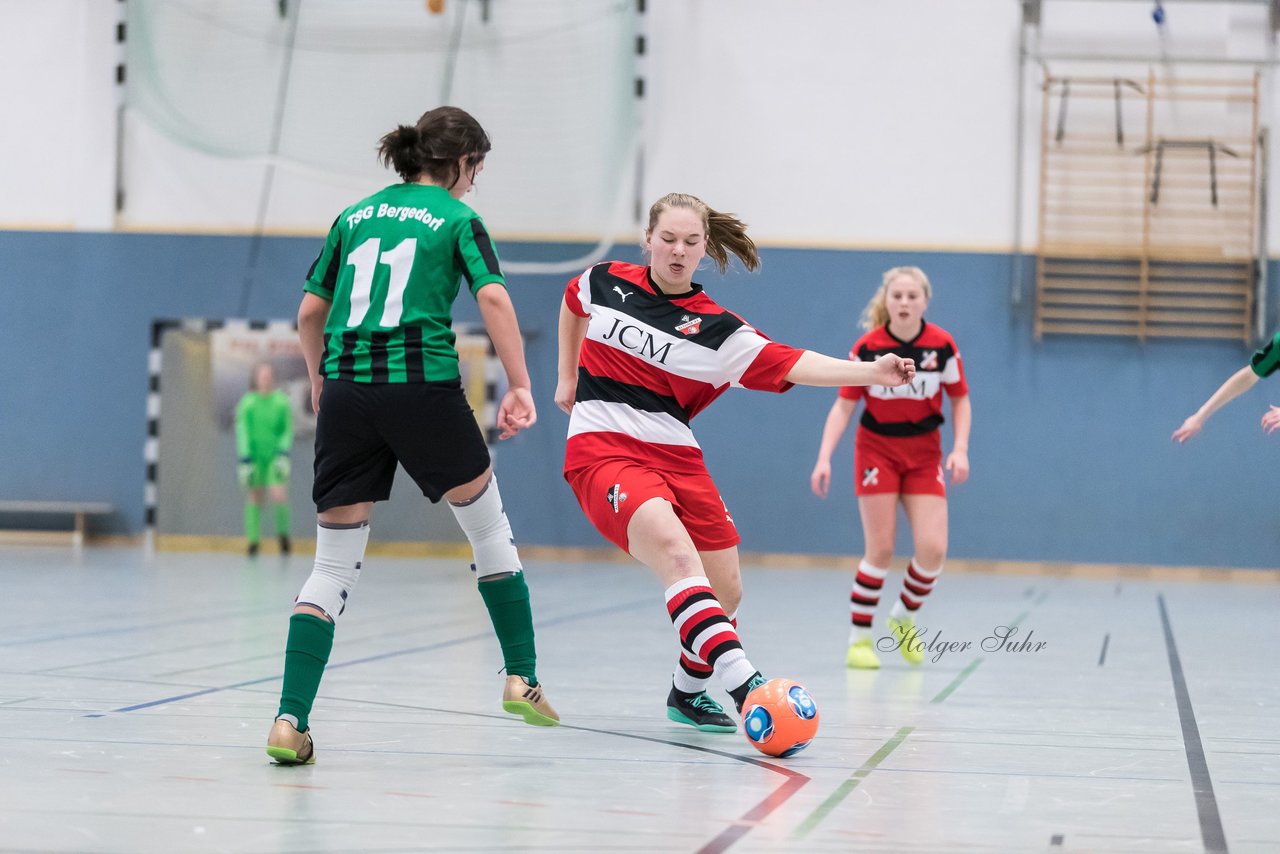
top-left (872, 353), bottom-right (915, 387)
top-left (553, 377), bottom-right (577, 415)
top-left (497, 387), bottom-right (537, 440)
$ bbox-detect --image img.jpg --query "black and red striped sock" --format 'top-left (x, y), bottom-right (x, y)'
top-left (665, 577), bottom-right (755, 694)
top-left (850, 559), bottom-right (888, 643)
top-left (672, 613), bottom-right (739, 694)
top-left (891, 559), bottom-right (942, 618)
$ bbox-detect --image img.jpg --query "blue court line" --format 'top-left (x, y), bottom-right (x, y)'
top-left (1, 606), bottom-right (283, 647)
top-left (87, 598), bottom-right (651, 717)
top-left (1158, 594), bottom-right (1229, 854)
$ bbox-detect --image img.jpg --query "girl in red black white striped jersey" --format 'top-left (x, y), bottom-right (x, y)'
top-left (810, 266), bottom-right (971, 669)
top-left (555, 193), bottom-right (916, 732)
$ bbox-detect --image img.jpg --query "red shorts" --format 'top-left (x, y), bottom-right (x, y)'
top-left (566, 459), bottom-right (741, 554)
top-left (853, 428), bottom-right (946, 497)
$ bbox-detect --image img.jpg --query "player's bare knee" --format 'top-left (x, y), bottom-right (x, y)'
top-left (663, 544), bottom-right (702, 577)
top-left (717, 583), bottom-right (743, 616)
top-left (866, 548), bottom-right (894, 568)
top-left (916, 544), bottom-right (947, 570)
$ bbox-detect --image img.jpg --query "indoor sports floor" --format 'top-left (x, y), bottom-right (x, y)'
top-left (0, 544), bottom-right (1276, 853)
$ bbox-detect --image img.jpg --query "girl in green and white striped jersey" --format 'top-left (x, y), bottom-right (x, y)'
top-left (266, 106), bottom-right (558, 766)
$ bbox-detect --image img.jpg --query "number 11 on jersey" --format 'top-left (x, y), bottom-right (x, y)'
top-left (345, 236), bottom-right (417, 328)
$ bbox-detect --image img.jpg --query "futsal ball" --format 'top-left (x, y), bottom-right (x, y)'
top-left (741, 678), bottom-right (819, 757)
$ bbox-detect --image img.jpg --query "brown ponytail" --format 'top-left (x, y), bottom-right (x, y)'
top-left (646, 193), bottom-right (759, 274)
top-left (377, 106), bottom-right (491, 189)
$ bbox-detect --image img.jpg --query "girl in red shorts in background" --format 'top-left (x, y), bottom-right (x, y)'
top-left (556, 193), bottom-right (915, 731)
top-left (809, 266), bottom-right (971, 669)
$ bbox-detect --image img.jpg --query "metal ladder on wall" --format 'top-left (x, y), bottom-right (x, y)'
top-left (1035, 70), bottom-right (1260, 343)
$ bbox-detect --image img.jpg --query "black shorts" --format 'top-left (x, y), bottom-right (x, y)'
top-left (312, 378), bottom-right (491, 511)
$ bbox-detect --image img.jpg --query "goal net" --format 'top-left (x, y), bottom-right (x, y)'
top-left (123, 0), bottom-right (641, 273)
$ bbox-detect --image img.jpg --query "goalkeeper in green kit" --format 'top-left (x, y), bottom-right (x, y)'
top-left (235, 362), bottom-right (294, 556)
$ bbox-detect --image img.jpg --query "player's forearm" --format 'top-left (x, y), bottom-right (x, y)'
top-left (785, 350), bottom-right (879, 387)
top-left (558, 302), bottom-right (588, 382)
top-left (1197, 366), bottom-right (1258, 419)
top-left (950, 394), bottom-right (971, 452)
top-left (297, 293), bottom-right (330, 382)
top-left (816, 398), bottom-right (855, 462)
top-left (476, 284), bottom-right (531, 391)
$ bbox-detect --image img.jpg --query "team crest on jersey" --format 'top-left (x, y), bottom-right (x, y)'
top-left (920, 350), bottom-right (939, 370)
top-left (607, 483), bottom-right (627, 513)
top-left (676, 315), bottom-right (702, 336)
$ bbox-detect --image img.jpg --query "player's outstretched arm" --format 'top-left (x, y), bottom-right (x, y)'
top-left (1172, 365), bottom-right (1258, 443)
top-left (555, 301), bottom-right (588, 414)
top-left (785, 351), bottom-right (915, 388)
top-left (476, 283), bottom-right (536, 440)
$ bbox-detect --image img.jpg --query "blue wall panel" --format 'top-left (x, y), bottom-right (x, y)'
top-left (1, 229), bottom-right (1275, 568)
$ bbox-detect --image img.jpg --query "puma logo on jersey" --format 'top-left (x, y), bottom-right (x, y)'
top-left (862, 467), bottom-right (879, 487)
top-left (612, 286), bottom-right (633, 302)
top-left (675, 315), bottom-right (702, 336)
top-left (920, 350), bottom-right (939, 370)
top-left (607, 483), bottom-right (627, 512)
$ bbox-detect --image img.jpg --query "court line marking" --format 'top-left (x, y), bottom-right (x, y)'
top-left (791, 596), bottom-right (1047, 840)
top-left (299, 693), bottom-right (810, 853)
top-left (555, 722), bottom-right (809, 854)
top-left (791, 726), bottom-right (915, 840)
top-left (85, 598), bottom-right (653, 716)
top-left (1157, 594), bottom-right (1229, 854)
top-left (77, 572), bottom-right (811, 854)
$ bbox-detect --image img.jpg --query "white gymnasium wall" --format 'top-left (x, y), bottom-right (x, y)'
top-left (0, 1), bottom-right (120, 231)
top-left (2, 0), bottom-right (1278, 249)
top-left (643, 0), bottom-right (1026, 248)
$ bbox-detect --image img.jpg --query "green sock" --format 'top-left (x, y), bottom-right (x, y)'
top-left (274, 503), bottom-right (290, 536)
top-left (244, 503), bottom-right (261, 544)
top-left (478, 572), bottom-right (537, 685)
top-left (277, 613), bottom-right (335, 732)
